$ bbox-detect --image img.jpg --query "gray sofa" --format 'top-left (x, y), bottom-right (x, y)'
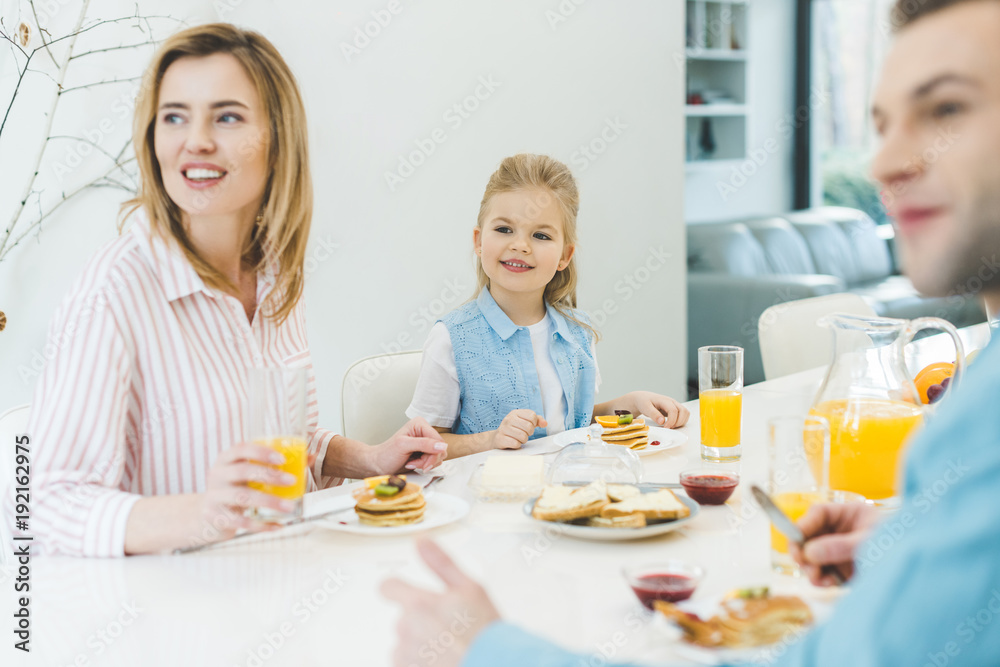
top-left (687, 206), bottom-right (985, 389)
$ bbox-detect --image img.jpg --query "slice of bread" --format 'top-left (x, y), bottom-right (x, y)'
top-left (586, 512), bottom-right (646, 528)
top-left (600, 489), bottom-right (690, 520)
top-left (532, 481), bottom-right (609, 522)
top-left (607, 484), bottom-right (642, 502)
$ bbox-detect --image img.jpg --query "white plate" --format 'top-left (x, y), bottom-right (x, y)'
top-left (522, 491), bottom-right (698, 541)
top-left (317, 492), bottom-right (469, 536)
top-left (553, 425), bottom-right (688, 456)
top-left (652, 591), bottom-right (833, 665)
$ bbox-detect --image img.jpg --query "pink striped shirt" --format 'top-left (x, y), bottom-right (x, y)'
top-left (19, 211), bottom-right (341, 557)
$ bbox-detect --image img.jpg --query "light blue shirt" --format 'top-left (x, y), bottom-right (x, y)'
top-left (442, 288), bottom-right (597, 438)
top-left (464, 335), bottom-right (1000, 666)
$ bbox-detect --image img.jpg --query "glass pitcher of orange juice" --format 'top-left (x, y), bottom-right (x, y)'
top-left (808, 314), bottom-right (965, 506)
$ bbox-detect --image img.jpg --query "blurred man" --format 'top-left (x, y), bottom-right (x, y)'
top-left (382, 1), bottom-right (1000, 664)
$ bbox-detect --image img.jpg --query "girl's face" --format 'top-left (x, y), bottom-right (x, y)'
top-left (474, 187), bottom-right (575, 303)
top-left (154, 53), bottom-right (270, 225)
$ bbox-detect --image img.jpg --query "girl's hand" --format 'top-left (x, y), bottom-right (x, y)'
top-left (491, 409), bottom-right (547, 450)
top-left (198, 442), bottom-right (297, 542)
top-left (628, 391), bottom-right (690, 428)
top-left (373, 417), bottom-right (448, 474)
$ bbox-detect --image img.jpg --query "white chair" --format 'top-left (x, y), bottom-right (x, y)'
top-left (341, 351), bottom-right (424, 445)
top-left (0, 405), bottom-right (30, 567)
top-left (758, 294), bottom-right (877, 380)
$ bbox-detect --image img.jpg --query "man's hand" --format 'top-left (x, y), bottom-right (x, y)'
top-left (381, 539), bottom-right (501, 667)
top-left (789, 501), bottom-right (881, 586)
top-left (490, 409), bottom-right (547, 450)
top-left (372, 417), bottom-right (448, 474)
top-left (626, 391), bottom-right (690, 428)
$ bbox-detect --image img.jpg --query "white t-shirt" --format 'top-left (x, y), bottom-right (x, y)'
top-left (405, 320), bottom-right (601, 435)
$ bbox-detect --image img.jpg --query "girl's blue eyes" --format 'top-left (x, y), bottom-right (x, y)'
top-left (493, 226), bottom-right (552, 240)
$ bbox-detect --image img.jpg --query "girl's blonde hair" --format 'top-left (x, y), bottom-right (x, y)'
top-left (475, 153), bottom-right (598, 340)
top-left (122, 23), bottom-right (312, 325)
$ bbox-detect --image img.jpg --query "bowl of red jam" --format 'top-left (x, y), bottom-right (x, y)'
top-left (679, 468), bottom-right (739, 505)
top-left (623, 561), bottom-right (704, 610)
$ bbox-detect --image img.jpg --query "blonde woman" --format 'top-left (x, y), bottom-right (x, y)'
top-left (405, 154), bottom-right (689, 458)
top-left (20, 24), bottom-right (445, 557)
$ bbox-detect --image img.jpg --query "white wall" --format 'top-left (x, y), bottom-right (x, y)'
top-left (0, 0), bottom-right (687, 433)
top-left (685, 0), bottom-right (797, 223)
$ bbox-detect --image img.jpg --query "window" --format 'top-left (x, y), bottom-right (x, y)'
top-left (812, 0), bottom-right (896, 224)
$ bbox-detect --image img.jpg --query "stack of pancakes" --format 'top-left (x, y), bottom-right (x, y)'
top-left (352, 481), bottom-right (426, 527)
top-left (600, 417), bottom-right (650, 450)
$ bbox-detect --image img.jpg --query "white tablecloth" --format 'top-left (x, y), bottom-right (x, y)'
top-left (3, 324), bottom-right (988, 667)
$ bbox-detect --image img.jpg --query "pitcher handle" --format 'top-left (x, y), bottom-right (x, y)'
top-left (898, 317), bottom-right (966, 404)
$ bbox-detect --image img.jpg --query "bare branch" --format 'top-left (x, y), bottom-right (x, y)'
top-left (30, 0), bottom-right (60, 68)
top-left (57, 75), bottom-right (144, 95)
top-left (0, 160), bottom-right (129, 262)
top-left (46, 135), bottom-right (139, 186)
top-left (69, 39), bottom-right (162, 60)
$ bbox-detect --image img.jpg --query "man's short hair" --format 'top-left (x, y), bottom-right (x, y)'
top-left (891, 0), bottom-right (995, 31)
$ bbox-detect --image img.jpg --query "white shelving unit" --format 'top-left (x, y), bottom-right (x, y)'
top-left (685, 0), bottom-right (749, 167)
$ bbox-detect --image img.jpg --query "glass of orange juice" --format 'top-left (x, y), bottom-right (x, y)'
top-left (246, 367), bottom-right (308, 523)
top-left (768, 415), bottom-right (829, 575)
top-left (699, 346), bottom-right (743, 462)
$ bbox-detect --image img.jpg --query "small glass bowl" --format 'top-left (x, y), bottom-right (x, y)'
top-left (678, 467), bottom-right (740, 505)
top-left (623, 560), bottom-right (705, 610)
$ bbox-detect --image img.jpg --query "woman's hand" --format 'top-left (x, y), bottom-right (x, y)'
top-left (490, 409), bottom-right (547, 450)
top-left (197, 442), bottom-right (298, 542)
top-left (381, 539), bottom-right (501, 667)
top-left (789, 501), bottom-right (881, 586)
top-left (371, 417), bottom-right (448, 475)
top-left (625, 391), bottom-right (690, 428)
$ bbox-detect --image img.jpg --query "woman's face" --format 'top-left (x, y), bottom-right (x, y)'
top-left (154, 53), bottom-right (270, 224)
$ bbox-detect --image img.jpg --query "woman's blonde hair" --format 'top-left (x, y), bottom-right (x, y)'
top-left (122, 23), bottom-right (312, 324)
top-left (475, 153), bottom-right (598, 340)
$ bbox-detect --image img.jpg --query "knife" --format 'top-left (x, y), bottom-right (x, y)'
top-left (175, 475), bottom-right (446, 555)
top-left (750, 484), bottom-right (846, 585)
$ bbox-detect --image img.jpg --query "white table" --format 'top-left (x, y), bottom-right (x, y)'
top-left (3, 324), bottom-right (989, 667)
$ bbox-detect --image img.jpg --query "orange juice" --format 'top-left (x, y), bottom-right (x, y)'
top-left (770, 491), bottom-right (823, 555)
top-left (809, 398), bottom-right (923, 500)
top-left (700, 389), bottom-right (742, 447)
top-left (248, 436), bottom-right (308, 499)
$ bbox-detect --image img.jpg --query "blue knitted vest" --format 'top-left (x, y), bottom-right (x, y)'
top-left (441, 289), bottom-right (597, 439)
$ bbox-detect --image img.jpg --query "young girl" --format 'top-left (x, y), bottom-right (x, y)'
top-left (406, 154), bottom-right (689, 457)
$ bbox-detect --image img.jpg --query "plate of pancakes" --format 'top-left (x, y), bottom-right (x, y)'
top-left (553, 418), bottom-right (688, 456)
top-left (317, 477), bottom-right (469, 535)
